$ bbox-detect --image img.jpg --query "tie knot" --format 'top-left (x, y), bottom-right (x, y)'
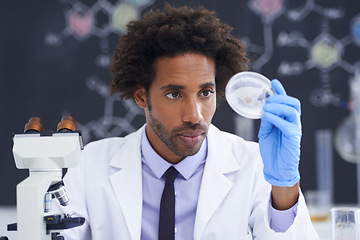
top-left (164, 166), bottom-right (178, 185)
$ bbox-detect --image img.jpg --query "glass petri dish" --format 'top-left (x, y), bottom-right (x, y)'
top-left (225, 71), bottom-right (275, 119)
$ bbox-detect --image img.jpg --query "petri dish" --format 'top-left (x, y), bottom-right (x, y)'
top-left (225, 71), bottom-right (275, 119)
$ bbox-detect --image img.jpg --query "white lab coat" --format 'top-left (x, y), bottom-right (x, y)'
top-left (55, 124), bottom-right (319, 240)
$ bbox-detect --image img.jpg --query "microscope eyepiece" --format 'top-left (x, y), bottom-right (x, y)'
top-left (57, 116), bottom-right (77, 132)
top-left (24, 117), bottom-right (44, 133)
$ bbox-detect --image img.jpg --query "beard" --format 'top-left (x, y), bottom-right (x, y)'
top-left (147, 110), bottom-right (208, 158)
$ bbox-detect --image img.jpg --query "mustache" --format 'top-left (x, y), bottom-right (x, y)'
top-left (173, 122), bottom-right (207, 133)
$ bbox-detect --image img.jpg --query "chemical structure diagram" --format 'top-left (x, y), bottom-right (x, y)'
top-left (76, 75), bottom-right (144, 143)
top-left (44, 0), bottom-right (360, 143)
top-left (243, 0), bottom-right (360, 107)
top-left (45, 0), bottom-right (153, 143)
top-left (45, 0), bottom-right (155, 68)
top-left (243, 0), bottom-right (360, 198)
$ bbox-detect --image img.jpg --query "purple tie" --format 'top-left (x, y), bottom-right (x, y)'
top-left (159, 166), bottom-right (179, 240)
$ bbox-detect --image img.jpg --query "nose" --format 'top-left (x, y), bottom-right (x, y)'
top-left (182, 97), bottom-right (203, 124)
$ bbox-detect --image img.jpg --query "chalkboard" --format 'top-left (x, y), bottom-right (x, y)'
top-left (1, 0), bottom-right (360, 205)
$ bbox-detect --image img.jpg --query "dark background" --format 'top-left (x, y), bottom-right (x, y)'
top-left (1, 0), bottom-right (360, 205)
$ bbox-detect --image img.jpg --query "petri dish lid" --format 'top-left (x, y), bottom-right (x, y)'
top-left (225, 71), bottom-right (275, 119)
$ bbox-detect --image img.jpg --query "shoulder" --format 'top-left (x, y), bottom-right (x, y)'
top-left (81, 125), bottom-right (144, 162)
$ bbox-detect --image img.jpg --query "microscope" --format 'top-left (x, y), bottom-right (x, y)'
top-left (2, 116), bottom-right (85, 240)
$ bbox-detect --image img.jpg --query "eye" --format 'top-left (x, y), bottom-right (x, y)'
top-left (165, 92), bottom-right (180, 99)
top-left (200, 89), bottom-right (214, 97)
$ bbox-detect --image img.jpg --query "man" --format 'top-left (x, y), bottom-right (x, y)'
top-left (56, 4), bottom-right (319, 239)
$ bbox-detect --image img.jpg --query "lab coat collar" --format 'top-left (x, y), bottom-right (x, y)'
top-left (109, 125), bottom-right (145, 240)
top-left (194, 124), bottom-right (241, 240)
top-left (108, 124), bottom-right (242, 240)
top-left (141, 125), bottom-right (208, 181)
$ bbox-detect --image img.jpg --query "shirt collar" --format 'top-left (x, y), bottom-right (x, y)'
top-left (141, 126), bottom-right (207, 180)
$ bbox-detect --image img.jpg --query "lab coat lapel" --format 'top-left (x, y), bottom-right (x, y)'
top-left (194, 125), bottom-right (241, 240)
top-left (109, 126), bottom-right (145, 240)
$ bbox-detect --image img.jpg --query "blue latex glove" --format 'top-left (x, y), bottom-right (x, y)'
top-left (258, 79), bottom-right (301, 187)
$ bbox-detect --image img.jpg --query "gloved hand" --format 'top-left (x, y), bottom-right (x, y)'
top-left (258, 79), bottom-right (301, 187)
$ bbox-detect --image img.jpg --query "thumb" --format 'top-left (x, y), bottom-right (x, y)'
top-left (258, 115), bottom-right (273, 138)
top-left (271, 79), bottom-right (287, 96)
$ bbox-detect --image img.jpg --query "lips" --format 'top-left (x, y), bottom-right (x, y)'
top-left (177, 130), bottom-right (204, 145)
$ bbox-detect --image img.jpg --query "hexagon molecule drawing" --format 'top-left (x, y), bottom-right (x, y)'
top-left (243, 0), bottom-right (360, 107)
top-left (44, 0), bottom-right (360, 144)
top-left (45, 0), bottom-right (153, 143)
top-left (45, 0), bottom-right (155, 68)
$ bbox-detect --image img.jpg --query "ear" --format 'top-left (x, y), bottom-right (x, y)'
top-left (134, 86), bottom-right (147, 109)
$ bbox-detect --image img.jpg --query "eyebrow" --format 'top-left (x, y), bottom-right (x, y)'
top-left (160, 82), bottom-right (215, 90)
top-left (200, 82), bottom-right (215, 88)
top-left (160, 84), bottom-right (185, 90)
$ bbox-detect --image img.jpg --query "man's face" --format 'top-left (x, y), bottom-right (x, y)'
top-left (135, 53), bottom-right (216, 163)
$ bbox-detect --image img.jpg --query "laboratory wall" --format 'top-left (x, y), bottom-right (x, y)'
top-left (1, 0), bottom-right (360, 205)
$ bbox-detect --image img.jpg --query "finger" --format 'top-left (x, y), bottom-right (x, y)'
top-left (262, 111), bottom-right (301, 137)
top-left (271, 79), bottom-right (286, 96)
top-left (266, 95), bottom-right (301, 114)
top-left (263, 102), bottom-right (300, 122)
top-left (258, 116), bottom-right (274, 138)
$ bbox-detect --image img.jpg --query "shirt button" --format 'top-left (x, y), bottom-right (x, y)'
top-left (174, 227), bottom-right (178, 233)
top-left (174, 191), bottom-right (177, 196)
